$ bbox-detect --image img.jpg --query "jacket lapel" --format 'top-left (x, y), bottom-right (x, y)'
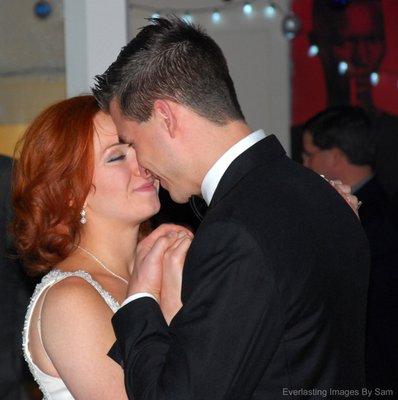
top-left (209, 134), bottom-right (286, 209)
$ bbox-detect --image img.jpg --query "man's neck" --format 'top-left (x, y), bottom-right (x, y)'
top-left (339, 165), bottom-right (374, 189)
top-left (202, 121), bottom-right (251, 170)
top-left (200, 129), bottom-right (266, 205)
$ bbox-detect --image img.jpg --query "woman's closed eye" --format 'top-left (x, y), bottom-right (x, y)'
top-left (106, 144), bottom-right (132, 164)
top-left (105, 144), bottom-right (132, 163)
top-left (108, 154), bottom-right (126, 162)
top-left (107, 151), bottom-right (128, 163)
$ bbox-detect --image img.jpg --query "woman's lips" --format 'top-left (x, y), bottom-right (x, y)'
top-left (134, 182), bottom-right (156, 192)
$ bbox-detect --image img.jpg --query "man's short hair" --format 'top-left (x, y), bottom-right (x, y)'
top-left (92, 16), bottom-right (245, 125)
top-left (303, 106), bottom-right (375, 166)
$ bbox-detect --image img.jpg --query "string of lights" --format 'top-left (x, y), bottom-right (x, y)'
top-left (128, 1), bottom-right (289, 25)
top-left (33, 1), bottom-right (383, 87)
top-left (132, 1), bottom-right (374, 81)
top-left (306, 43), bottom-right (381, 86)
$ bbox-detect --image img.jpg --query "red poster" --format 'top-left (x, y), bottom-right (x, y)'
top-left (291, 0), bottom-right (398, 200)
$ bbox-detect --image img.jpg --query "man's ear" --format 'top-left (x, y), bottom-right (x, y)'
top-left (330, 147), bottom-right (345, 166)
top-left (153, 99), bottom-right (177, 138)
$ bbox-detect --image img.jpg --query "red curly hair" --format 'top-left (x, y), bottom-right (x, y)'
top-left (12, 95), bottom-right (98, 275)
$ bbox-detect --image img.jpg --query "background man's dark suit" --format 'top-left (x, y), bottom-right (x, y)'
top-left (355, 177), bottom-right (398, 392)
top-left (111, 136), bottom-right (370, 399)
top-left (0, 155), bottom-right (32, 399)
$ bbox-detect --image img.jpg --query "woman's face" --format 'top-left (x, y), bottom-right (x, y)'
top-left (85, 112), bottom-right (160, 226)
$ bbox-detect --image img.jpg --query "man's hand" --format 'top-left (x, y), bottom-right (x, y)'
top-left (128, 224), bottom-right (193, 301)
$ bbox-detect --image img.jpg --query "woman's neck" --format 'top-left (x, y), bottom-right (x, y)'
top-left (77, 219), bottom-right (140, 281)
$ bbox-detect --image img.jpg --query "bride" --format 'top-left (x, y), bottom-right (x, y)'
top-left (12, 95), bottom-right (357, 399)
top-left (12, 95), bottom-right (192, 399)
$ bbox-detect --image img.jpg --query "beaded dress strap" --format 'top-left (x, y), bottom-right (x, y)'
top-left (22, 269), bottom-right (121, 399)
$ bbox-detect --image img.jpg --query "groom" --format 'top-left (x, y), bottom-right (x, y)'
top-left (93, 17), bottom-right (369, 399)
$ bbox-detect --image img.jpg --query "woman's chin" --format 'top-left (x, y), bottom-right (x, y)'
top-left (138, 202), bottom-right (161, 223)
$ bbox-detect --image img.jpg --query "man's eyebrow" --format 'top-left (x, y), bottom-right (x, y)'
top-left (118, 136), bottom-right (126, 144)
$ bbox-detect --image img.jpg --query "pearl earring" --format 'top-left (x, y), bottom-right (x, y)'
top-left (80, 208), bottom-right (87, 224)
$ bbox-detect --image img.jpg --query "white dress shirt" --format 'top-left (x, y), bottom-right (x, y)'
top-left (122, 129), bottom-right (268, 307)
top-left (201, 129), bottom-right (267, 205)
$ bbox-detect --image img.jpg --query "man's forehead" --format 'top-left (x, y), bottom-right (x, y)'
top-left (117, 129), bottom-right (134, 144)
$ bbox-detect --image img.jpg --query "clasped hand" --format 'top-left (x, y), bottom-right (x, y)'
top-left (324, 178), bottom-right (361, 217)
top-left (129, 224), bottom-right (194, 324)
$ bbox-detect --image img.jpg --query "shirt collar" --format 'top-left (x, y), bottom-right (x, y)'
top-left (351, 173), bottom-right (375, 194)
top-left (201, 129), bottom-right (267, 205)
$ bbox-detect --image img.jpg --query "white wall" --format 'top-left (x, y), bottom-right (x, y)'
top-left (64, 0), bottom-right (127, 97)
top-left (128, 2), bottom-right (291, 154)
top-left (0, 1), bottom-right (291, 154)
top-left (0, 0), bottom-right (64, 75)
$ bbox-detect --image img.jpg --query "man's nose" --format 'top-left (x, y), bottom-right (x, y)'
top-left (138, 164), bottom-right (151, 178)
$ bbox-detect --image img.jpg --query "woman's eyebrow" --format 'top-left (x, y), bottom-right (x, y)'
top-left (104, 142), bottom-right (125, 151)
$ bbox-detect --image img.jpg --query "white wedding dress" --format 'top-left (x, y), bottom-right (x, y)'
top-left (22, 269), bottom-right (120, 399)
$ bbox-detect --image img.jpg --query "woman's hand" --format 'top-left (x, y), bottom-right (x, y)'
top-left (132, 223), bottom-right (192, 274)
top-left (324, 177), bottom-right (361, 217)
top-left (160, 231), bottom-right (192, 325)
top-left (133, 224), bottom-right (193, 323)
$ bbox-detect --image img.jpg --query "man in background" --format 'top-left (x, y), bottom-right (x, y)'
top-left (0, 154), bottom-right (32, 399)
top-left (302, 106), bottom-right (398, 393)
top-left (308, 0), bottom-right (398, 206)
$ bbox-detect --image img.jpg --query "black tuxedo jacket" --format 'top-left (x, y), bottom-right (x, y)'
top-left (111, 136), bottom-right (369, 399)
top-left (355, 177), bottom-right (398, 392)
